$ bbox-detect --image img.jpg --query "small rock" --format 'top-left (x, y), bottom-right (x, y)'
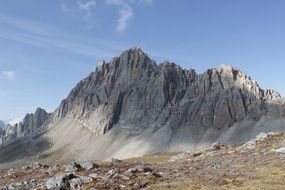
top-left (46, 173), bottom-right (77, 189)
top-left (207, 151), bottom-right (218, 157)
top-left (32, 162), bottom-right (42, 169)
top-left (21, 165), bottom-right (30, 171)
top-left (273, 147), bottom-right (285, 153)
top-left (243, 132), bottom-right (270, 149)
top-left (8, 183), bottom-right (15, 190)
top-left (169, 153), bottom-right (186, 162)
top-left (47, 165), bottom-right (59, 175)
top-left (89, 173), bottom-right (98, 178)
top-left (80, 162), bottom-right (96, 171)
top-left (111, 158), bottom-right (122, 164)
top-left (106, 169), bottom-right (117, 179)
top-left (128, 165), bottom-right (152, 173)
top-left (242, 140), bottom-right (256, 149)
top-left (119, 184), bottom-right (126, 189)
top-left (79, 176), bottom-right (93, 184)
top-left (115, 174), bottom-right (130, 181)
top-left (123, 170), bottom-right (132, 177)
top-left (210, 143), bottom-right (223, 151)
top-left (133, 183), bottom-right (140, 189)
top-left (65, 162), bottom-right (81, 172)
top-left (69, 178), bottom-right (82, 190)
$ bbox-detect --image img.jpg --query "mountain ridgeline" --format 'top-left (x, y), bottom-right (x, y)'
top-left (53, 47), bottom-right (281, 135)
top-left (0, 108), bottom-right (50, 145)
top-left (1, 47), bottom-right (284, 163)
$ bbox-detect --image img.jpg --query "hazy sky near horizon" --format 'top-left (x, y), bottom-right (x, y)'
top-left (0, 0), bottom-right (285, 120)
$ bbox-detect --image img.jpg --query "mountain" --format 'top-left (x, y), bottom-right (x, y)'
top-left (0, 108), bottom-right (50, 146)
top-left (0, 121), bottom-right (6, 129)
top-left (5, 118), bottom-right (22, 126)
top-left (1, 47), bottom-right (285, 165)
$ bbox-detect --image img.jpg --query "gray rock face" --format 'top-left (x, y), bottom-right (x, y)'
top-left (0, 108), bottom-right (50, 146)
top-left (46, 173), bottom-right (77, 190)
top-left (52, 48), bottom-right (281, 136)
top-left (0, 121), bottom-right (6, 129)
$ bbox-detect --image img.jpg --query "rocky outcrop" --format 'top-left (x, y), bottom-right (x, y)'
top-left (0, 121), bottom-right (5, 129)
top-left (263, 89), bottom-right (281, 101)
top-left (0, 108), bottom-right (50, 146)
top-left (52, 48), bottom-right (281, 136)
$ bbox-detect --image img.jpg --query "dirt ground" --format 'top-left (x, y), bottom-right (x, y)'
top-left (0, 133), bottom-right (285, 190)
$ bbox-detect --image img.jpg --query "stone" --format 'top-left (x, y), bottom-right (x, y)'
top-left (119, 184), bottom-right (126, 189)
top-left (89, 173), bottom-right (98, 178)
top-left (32, 162), bottom-right (42, 170)
top-left (69, 178), bottom-right (82, 190)
top-left (128, 165), bottom-right (152, 173)
top-left (243, 132), bottom-right (270, 149)
top-left (79, 176), bottom-right (93, 184)
top-left (169, 153), bottom-right (186, 162)
top-left (47, 165), bottom-right (59, 175)
top-left (123, 170), bottom-right (132, 177)
top-left (46, 173), bottom-right (77, 189)
top-left (111, 158), bottom-right (122, 164)
top-left (273, 147), bottom-right (285, 153)
top-left (210, 143), bottom-right (223, 151)
top-left (65, 162), bottom-right (81, 172)
top-left (80, 161), bottom-right (96, 171)
top-left (106, 169), bottom-right (117, 179)
top-left (115, 174), bottom-right (130, 181)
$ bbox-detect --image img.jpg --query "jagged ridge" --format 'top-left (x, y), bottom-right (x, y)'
top-left (52, 48), bottom-right (281, 135)
top-left (0, 108), bottom-right (50, 145)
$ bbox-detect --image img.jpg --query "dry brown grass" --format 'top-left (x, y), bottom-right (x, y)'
top-left (124, 152), bottom-right (179, 164)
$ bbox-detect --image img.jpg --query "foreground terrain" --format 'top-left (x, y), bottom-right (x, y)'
top-left (0, 132), bottom-right (285, 189)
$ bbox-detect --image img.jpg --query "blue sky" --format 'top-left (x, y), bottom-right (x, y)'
top-left (0, 0), bottom-right (285, 120)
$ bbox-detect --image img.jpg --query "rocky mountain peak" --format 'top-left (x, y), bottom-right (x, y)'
top-left (0, 108), bottom-right (50, 146)
top-left (52, 48), bottom-right (282, 137)
top-left (263, 89), bottom-right (281, 101)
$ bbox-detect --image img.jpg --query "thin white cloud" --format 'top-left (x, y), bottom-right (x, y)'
top-left (0, 15), bottom-right (127, 59)
top-left (106, 0), bottom-right (152, 33)
top-left (2, 70), bottom-right (16, 80)
top-left (78, 0), bottom-right (96, 11)
top-left (106, 0), bottom-right (124, 5)
top-left (116, 4), bottom-right (133, 32)
top-left (61, 1), bottom-right (97, 28)
top-left (61, 0), bottom-right (152, 32)
top-left (78, 0), bottom-right (97, 27)
top-left (106, 0), bottom-right (133, 32)
top-left (138, 0), bottom-right (153, 5)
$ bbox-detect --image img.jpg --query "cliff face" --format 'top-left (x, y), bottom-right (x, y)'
top-left (0, 108), bottom-right (50, 145)
top-left (52, 48), bottom-right (281, 137)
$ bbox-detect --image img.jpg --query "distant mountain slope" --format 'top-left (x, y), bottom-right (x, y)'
top-left (1, 48), bottom-right (285, 166)
top-left (0, 121), bottom-right (5, 129)
top-left (53, 47), bottom-right (281, 135)
top-left (0, 108), bottom-right (50, 146)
